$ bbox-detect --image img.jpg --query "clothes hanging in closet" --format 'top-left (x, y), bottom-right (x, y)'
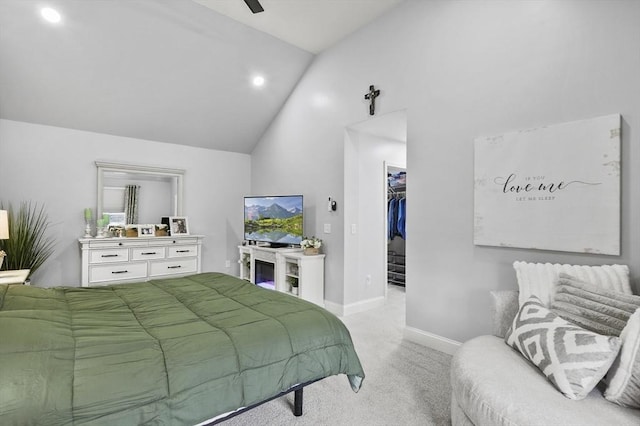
top-left (388, 197), bottom-right (398, 240)
top-left (387, 195), bottom-right (406, 240)
top-left (397, 197), bottom-right (406, 239)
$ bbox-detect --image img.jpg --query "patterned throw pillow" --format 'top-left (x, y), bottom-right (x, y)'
top-left (505, 296), bottom-right (621, 400)
top-left (513, 261), bottom-right (631, 307)
top-left (605, 308), bottom-right (640, 408)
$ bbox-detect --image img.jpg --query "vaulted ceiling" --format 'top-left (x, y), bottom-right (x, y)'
top-left (0, 0), bottom-right (402, 154)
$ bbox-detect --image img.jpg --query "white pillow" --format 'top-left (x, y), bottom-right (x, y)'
top-left (513, 261), bottom-right (631, 307)
top-left (605, 308), bottom-right (640, 408)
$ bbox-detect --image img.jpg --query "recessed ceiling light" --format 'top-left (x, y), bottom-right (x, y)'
top-left (252, 76), bottom-right (265, 87)
top-left (41, 7), bottom-right (62, 24)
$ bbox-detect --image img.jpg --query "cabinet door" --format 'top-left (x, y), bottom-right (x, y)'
top-left (297, 257), bottom-right (325, 306)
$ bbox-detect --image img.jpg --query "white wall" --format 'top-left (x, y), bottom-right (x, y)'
top-left (251, 0), bottom-right (640, 343)
top-left (0, 119), bottom-right (251, 287)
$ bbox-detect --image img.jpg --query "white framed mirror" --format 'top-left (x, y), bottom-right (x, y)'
top-left (96, 161), bottom-right (184, 225)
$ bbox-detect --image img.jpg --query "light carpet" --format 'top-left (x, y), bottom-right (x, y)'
top-left (221, 285), bottom-right (453, 425)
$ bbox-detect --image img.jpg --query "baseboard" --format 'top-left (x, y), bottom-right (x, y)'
top-left (323, 296), bottom-right (386, 317)
top-left (403, 326), bottom-right (461, 355)
top-left (323, 300), bottom-right (344, 317)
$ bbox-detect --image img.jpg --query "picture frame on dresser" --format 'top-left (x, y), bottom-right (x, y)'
top-left (105, 212), bottom-right (126, 226)
top-left (169, 216), bottom-right (189, 235)
top-left (138, 224), bottom-right (155, 237)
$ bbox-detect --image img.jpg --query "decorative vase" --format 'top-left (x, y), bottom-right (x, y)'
top-left (303, 247), bottom-right (319, 255)
top-left (84, 222), bottom-right (92, 238)
top-left (292, 286), bottom-right (298, 295)
top-left (95, 226), bottom-right (106, 238)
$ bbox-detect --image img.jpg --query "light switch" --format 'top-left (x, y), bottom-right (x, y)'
top-left (324, 223), bottom-right (331, 233)
top-left (351, 224), bottom-right (357, 234)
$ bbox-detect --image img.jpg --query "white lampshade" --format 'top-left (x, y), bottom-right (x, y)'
top-left (0, 210), bottom-right (9, 240)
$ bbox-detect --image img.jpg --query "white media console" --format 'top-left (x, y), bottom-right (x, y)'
top-left (238, 245), bottom-right (325, 307)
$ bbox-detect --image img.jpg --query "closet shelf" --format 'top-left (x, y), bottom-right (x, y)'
top-left (387, 251), bottom-right (406, 286)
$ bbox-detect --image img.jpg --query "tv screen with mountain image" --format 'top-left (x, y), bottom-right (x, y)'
top-left (244, 195), bottom-right (303, 246)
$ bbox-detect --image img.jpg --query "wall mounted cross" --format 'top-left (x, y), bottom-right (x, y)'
top-left (364, 85), bottom-right (380, 115)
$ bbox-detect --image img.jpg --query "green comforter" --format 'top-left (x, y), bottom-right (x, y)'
top-left (0, 272), bottom-right (364, 425)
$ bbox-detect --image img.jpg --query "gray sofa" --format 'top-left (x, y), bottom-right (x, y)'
top-left (450, 290), bottom-right (640, 426)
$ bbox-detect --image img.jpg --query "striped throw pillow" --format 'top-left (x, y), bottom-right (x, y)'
top-left (551, 273), bottom-right (640, 336)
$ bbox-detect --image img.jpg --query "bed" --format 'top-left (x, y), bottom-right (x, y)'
top-left (0, 272), bottom-right (364, 425)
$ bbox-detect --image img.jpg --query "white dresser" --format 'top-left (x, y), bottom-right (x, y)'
top-left (79, 235), bottom-right (204, 287)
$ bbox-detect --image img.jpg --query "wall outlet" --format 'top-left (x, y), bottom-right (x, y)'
top-left (365, 274), bottom-right (371, 286)
top-left (324, 223), bottom-right (331, 233)
top-left (225, 260), bottom-right (231, 268)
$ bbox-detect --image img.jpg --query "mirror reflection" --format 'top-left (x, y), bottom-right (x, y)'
top-left (96, 161), bottom-right (184, 225)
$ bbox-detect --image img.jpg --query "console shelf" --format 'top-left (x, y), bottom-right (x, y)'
top-left (238, 245), bottom-right (325, 306)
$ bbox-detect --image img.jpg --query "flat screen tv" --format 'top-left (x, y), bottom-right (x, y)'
top-left (244, 195), bottom-right (303, 247)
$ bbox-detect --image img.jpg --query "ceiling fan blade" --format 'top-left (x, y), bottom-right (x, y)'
top-left (244, 0), bottom-right (264, 14)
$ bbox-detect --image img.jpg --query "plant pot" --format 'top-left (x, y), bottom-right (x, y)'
top-left (303, 247), bottom-right (319, 255)
top-left (291, 286), bottom-right (298, 295)
top-left (0, 256), bottom-right (4, 270)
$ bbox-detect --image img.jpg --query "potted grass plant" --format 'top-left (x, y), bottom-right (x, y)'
top-left (0, 202), bottom-right (55, 278)
top-left (287, 276), bottom-right (299, 295)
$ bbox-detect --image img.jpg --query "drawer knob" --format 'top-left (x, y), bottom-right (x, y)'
top-left (118, 242), bottom-right (123, 246)
top-left (167, 265), bottom-right (182, 269)
top-left (111, 270), bottom-right (128, 274)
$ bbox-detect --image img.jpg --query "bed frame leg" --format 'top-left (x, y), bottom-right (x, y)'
top-left (293, 388), bottom-right (303, 416)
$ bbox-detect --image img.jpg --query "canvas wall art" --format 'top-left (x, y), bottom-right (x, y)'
top-left (474, 114), bottom-right (620, 255)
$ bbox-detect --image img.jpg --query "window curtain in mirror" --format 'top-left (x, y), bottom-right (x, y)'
top-left (124, 185), bottom-right (140, 224)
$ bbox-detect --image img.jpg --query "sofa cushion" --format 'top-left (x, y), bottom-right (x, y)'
top-left (551, 273), bottom-right (640, 336)
top-left (451, 335), bottom-right (640, 426)
top-left (513, 261), bottom-right (630, 307)
top-left (490, 290), bottom-right (520, 338)
top-left (505, 296), bottom-right (620, 400)
top-left (605, 308), bottom-right (640, 408)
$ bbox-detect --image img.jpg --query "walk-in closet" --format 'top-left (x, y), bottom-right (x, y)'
top-left (387, 166), bottom-right (406, 287)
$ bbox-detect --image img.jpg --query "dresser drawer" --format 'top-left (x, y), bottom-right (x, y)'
top-left (131, 247), bottom-right (165, 260)
top-left (167, 238), bottom-right (199, 245)
top-left (90, 248), bottom-right (129, 264)
top-left (88, 239), bottom-right (147, 248)
top-left (167, 245), bottom-right (198, 258)
top-left (89, 262), bottom-right (147, 283)
top-left (149, 258), bottom-right (197, 277)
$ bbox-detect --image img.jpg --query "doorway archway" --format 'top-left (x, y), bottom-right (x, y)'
top-left (343, 110), bottom-right (407, 314)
